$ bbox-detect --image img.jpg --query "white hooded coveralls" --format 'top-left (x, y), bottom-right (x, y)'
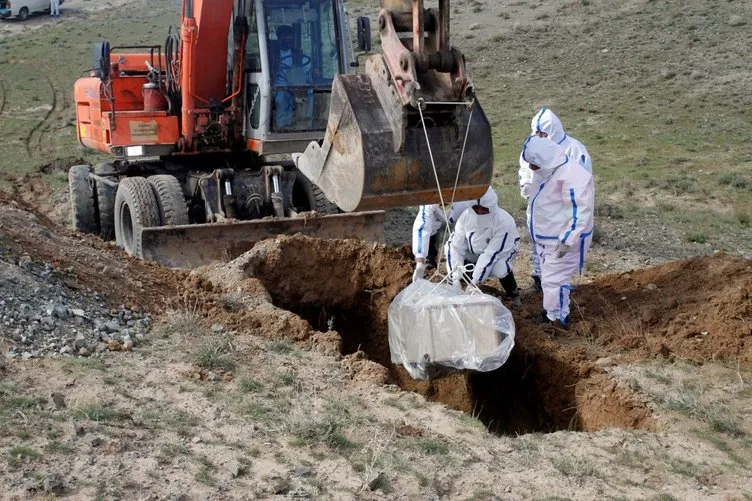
top-left (519, 108), bottom-right (592, 277)
top-left (522, 136), bottom-right (595, 324)
top-left (51, 0), bottom-right (60, 15)
top-left (445, 188), bottom-right (519, 285)
top-left (412, 201), bottom-right (473, 260)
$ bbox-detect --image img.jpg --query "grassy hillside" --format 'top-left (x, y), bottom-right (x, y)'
top-left (1, 0), bottom-right (750, 253)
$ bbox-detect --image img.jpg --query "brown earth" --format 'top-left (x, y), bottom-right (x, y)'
top-left (1, 195), bottom-right (748, 435)
top-left (0, 194), bottom-right (183, 312)
top-left (575, 254), bottom-right (752, 364)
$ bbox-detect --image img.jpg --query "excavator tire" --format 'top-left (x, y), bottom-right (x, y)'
top-left (114, 177), bottom-right (161, 258)
top-left (293, 169), bottom-right (340, 214)
top-left (147, 175), bottom-right (189, 226)
top-left (311, 184), bottom-right (341, 214)
top-left (94, 163), bottom-right (117, 241)
top-left (68, 165), bottom-right (98, 234)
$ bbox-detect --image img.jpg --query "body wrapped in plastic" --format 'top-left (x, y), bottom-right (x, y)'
top-left (388, 279), bottom-right (516, 380)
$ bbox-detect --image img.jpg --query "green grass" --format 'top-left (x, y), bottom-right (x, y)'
top-left (72, 403), bottom-right (131, 423)
top-left (267, 339), bottom-right (294, 354)
top-left (7, 445), bottom-right (40, 468)
top-left (192, 336), bottom-right (235, 371)
top-left (238, 377), bottom-right (263, 393)
top-left (0, 0), bottom-right (178, 174)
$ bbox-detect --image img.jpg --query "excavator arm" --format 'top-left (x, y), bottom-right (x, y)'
top-left (294, 0), bottom-right (493, 212)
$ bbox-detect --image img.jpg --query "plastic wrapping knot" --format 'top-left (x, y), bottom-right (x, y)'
top-left (388, 277), bottom-right (516, 380)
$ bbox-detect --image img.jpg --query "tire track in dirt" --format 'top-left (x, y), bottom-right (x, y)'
top-left (24, 77), bottom-right (57, 158)
top-left (37, 76), bottom-right (71, 152)
top-left (0, 80), bottom-right (8, 118)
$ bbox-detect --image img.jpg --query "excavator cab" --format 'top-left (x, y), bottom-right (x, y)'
top-left (243, 0), bottom-right (357, 155)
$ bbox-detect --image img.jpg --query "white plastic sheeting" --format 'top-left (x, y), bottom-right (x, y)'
top-left (388, 278), bottom-right (516, 380)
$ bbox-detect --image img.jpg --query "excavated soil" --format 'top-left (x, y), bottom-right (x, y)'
top-left (0, 194), bottom-right (183, 312)
top-left (575, 254), bottom-right (752, 364)
top-left (198, 235), bottom-right (662, 434)
top-left (3, 194), bottom-right (747, 435)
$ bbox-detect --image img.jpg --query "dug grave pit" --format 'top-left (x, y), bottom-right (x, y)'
top-left (243, 235), bottom-right (654, 435)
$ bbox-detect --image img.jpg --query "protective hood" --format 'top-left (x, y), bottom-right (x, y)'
top-left (530, 107), bottom-right (566, 144)
top-left (476, 186), bottom-right (498, 209)
top-left (521, 136), bottom-right (568, 172)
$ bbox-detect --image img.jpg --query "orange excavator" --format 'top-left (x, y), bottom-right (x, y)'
top-left (70, 0), bottom-right (493, 267)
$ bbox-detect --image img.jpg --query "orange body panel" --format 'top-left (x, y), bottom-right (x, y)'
top-left (75, 75), bottom-right (179, 154)
top-left (109, 53), bottom-right (167, 74)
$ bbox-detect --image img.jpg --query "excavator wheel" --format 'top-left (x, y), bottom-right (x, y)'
top-left (94, 163), bottom-right (117, 241)
top-left (293, 168), bottom-right (340, 214)
top-left (114, 177), bottom-right (161, 258)
top-left (311, 184), bottom-right (341, 214)
top-left (68, 165), bottom-right (98, 234)
top-left (147, 175), bottom-right (189, 226)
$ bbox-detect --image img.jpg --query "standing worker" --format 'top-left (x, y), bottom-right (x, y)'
top-left (412, 199), bottom-right (473, 282)
top-left (50, 0), bottom-right (60, 17)
top-left (521, 136), bottom-right (594, 327)
top-left (519, 107), bottom-right (592, 293)
top-left (445, 187), bottom-right (521, 306)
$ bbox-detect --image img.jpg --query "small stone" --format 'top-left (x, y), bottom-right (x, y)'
top-left (59, 345), bottom-right (73, 355)
top-left (211, 323), bottom-right (225, 333)
top-left (191, 436), bottom-right (202, 443)
top-left (49, 392), bottom-right (66, 410)
top-left (78, 347), bottom-right (91, 357)
top-left (367, 471), bottom-right (386, 491)
top-left (122, 340), bottom-right (133, 352)
top-left (620, 296), bottom-right (627, 301)
top-left (107, 340), bottom-right (123, 352)
top-left (43, 473), bottom-right (64, 495)
top-left (226, 459), bottom-right (243, 478)
top-left (292, 466), bottom-right (312, 477)
top-left (595, 357), bottom-right (614, 367)
top-left (21, 352), bottom-right (33, 361)
top-left (71, 309), bottom-right (86, 318)
top-left (105, 320), bottom-right (121, 333)
top-left (89, 436), bottom-right (104, 447)
top-left (74, 335), bottom-right (88, 350)
top-left (74, 423), bottom-right (86, 436)
top-left (644, 283), bottom-right (658, 291)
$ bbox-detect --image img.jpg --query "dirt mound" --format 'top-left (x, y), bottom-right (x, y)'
top-left (0, 195), bottom-right (183, 311)
top-left (200, 235), bottom-right (655, 434)
top-left (577, 254), bottom-right (752, 364)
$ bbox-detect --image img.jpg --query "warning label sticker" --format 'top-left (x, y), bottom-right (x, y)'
top-left (129, 120), bottom-right (159, 142)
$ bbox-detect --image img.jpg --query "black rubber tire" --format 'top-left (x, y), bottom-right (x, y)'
top-left (311, 184), bottom-right (341, 214)
top-left (146, 175), bottom-right (189, 226)
top-left (68, 165), bottom-right (98, 234)
top-left (18, 7), bottom-right (29, 21)
top-left (114, 177), bottom-right (160, 258)
top-left (292, 168), bottom-right (340, 214)
top-left (93, 163), bottom-right (117, 241)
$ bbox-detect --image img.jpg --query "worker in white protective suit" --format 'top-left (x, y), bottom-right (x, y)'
top-left (519, 107), bottom-right (592, 293)
top-left (412, 200), bottom-right (473, 282)
top-left (50, 0), bottom-right (60, 16)
top-left (445, 187), bottom-right (521, 306)
top-left (521, 136), bottom-right (594, 327)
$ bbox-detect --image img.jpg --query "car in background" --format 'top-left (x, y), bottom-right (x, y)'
top-left (0, 0), bottom-right (64, 21)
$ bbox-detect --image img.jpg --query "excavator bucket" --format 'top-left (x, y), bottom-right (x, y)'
top-left (139, 211), bottom-right (385, 268)
top-left (294, 0), bottom-right (494, 213)
top-left (294, 63), bottom-right (493, 212)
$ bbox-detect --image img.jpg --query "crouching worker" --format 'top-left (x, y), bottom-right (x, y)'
top-left (412, 200), bottom-right (473, 282)
top-left (521, 136), bottom-right (595, 327)
top-left (445, 187), bottom-right (521, 306)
